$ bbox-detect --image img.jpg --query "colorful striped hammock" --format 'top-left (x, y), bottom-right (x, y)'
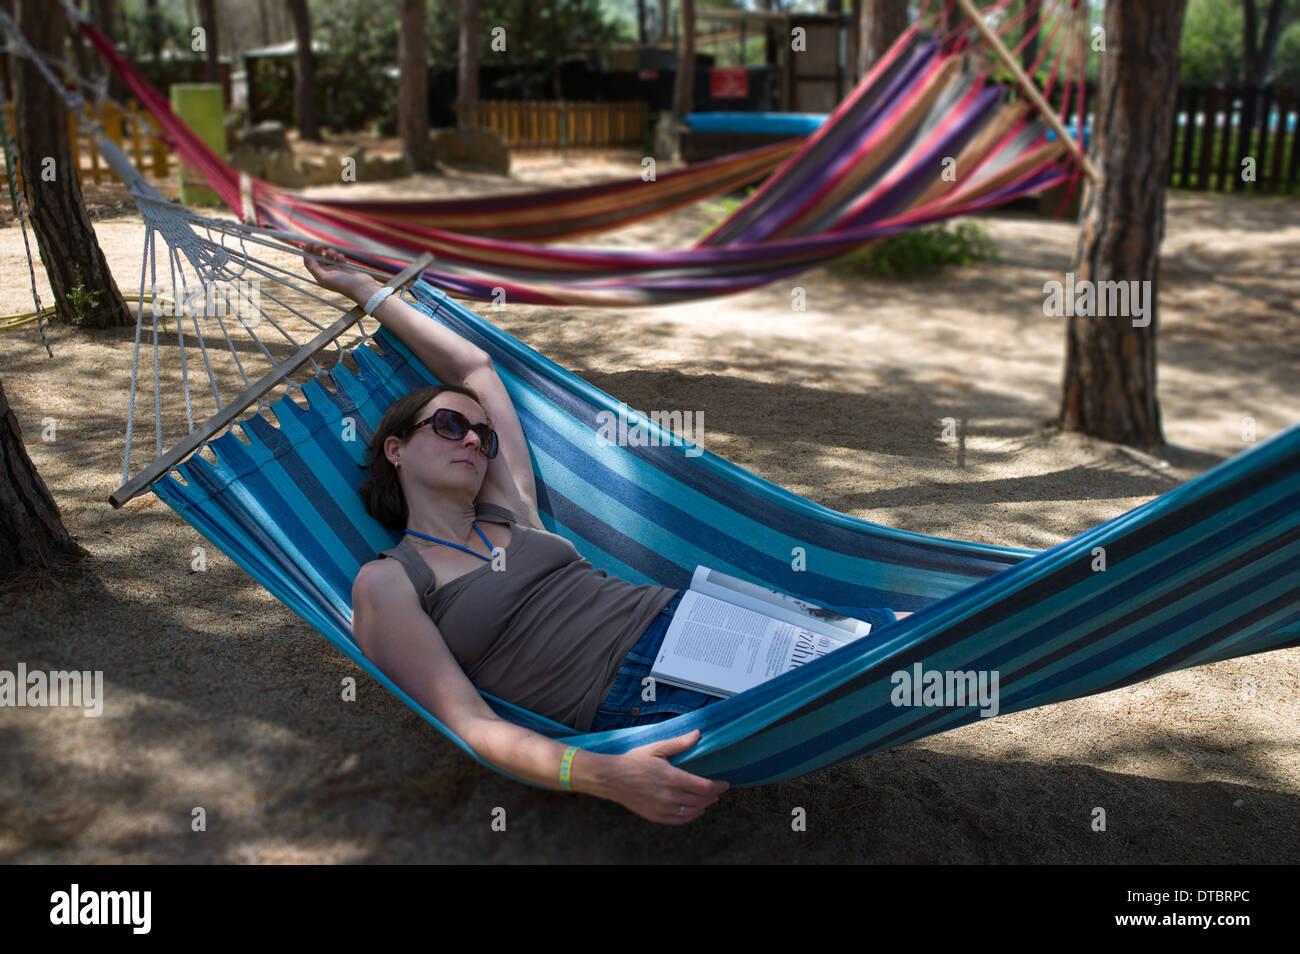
top-left (53, 2), bottom-right (1296, 789)
top-left (151, 281), bottom-right (1300, 787)
top-left (81, 9), bottom-right (1082, 306)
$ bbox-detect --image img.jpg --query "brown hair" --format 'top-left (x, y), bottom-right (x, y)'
top-left (358, 383), bottom-right (485, 531)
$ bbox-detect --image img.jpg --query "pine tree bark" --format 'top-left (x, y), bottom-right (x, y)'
top-left (198, 0), bottom-right (220, 84)
top-left (287, 0), bottom-right (319, 140)
top-left (457, 0), bottom-right (479, 129)
top-left (67, 1), bottom-right (96, 83)
top-left (856, 0), bottom-right (908, 79)
top-left (11, 0), bottom-right (129, 329)
top-left (671, 0), bottom-right (695, 119)
top-left (144, 0), bottom-right (162, 65)
top-left (0, 374), bottom-right (89, 581)
top-left (398, 0), bottom-right (432, 170)
top-left (1022, 0), bottom-right (1040, 73)
top-left (1242, 0), bottom-right (1287, 87)
top-left (1060, 0), bottom-right (1187, 449)
top-left (91, 0), bottom-right (127, 102)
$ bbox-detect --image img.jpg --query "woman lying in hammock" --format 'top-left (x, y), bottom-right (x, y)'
top-left (304, 244), bottom-right (908, 825)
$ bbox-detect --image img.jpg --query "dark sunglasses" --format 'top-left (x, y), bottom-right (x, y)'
top-left (403, 407), bottom-right (499, 459)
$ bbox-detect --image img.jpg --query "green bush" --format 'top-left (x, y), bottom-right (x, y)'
top-left (121, 2), bottom-right (190, 62)
top-left (66, 264), bottom-right (101, 327)
top-left (832, 221), bottom-right (998, 280)
top-left (698, 186), bottom-right (757, 238)
top-left (314, 0), bottom-right (401, 134)
top-left (249, 58), bottom-right (296, 129)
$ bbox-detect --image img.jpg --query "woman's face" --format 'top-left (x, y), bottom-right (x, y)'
top-left (386, 393), bottom-right (492, 494)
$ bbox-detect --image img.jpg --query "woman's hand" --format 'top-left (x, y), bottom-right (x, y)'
top-left (302, 242), bottom-right (379, 302)
top-left (601, 729), bottom-right (730, 825)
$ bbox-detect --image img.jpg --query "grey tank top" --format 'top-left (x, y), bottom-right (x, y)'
top-left (378, 501), bottom-right (678, 731)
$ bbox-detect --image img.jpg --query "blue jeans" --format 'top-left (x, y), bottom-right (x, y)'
top-left (589, 592), bottom-right (899, 732)
top-left (590, 593), bottom-right (720, 732)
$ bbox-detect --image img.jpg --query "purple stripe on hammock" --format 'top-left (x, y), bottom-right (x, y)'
top-left (837, 84), bottom-right (1007, 229)
top-left (730, 40), bottom-right (943, 244)
top-left (704, 33), bottom-right (937, 247)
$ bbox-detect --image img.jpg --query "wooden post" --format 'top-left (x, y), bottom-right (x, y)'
top-left (5, 103), bottom-right (23, 192)
top-left (67, 107), bottom-right (79, 180)
top-left (1255, 84), bottom-right (1274, 192)
top-left (1268, 87), bottom-right (1289, 190)
top-left (1196, 87), bottom-right (1217, 190)
top-left (1214, 86), bottom-right (1236, 191)
top-left (953, 0), bottom-right (1100, 184)
top-left (1177, 86), bottom-right (1199, 188)
top-left (1235, 83), bottom-right (1256, 192)
top-left (128, 100), bottom-right (145, 172)
top-left (1288, 91), bottom-right (1300, 188)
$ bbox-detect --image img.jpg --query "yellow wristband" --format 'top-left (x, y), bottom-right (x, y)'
top-left (560, 745), bottom-right (579, 791)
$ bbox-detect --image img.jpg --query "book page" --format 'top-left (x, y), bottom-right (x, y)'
top-left (650, 591), bottom-right (854, 697)
top-left (689, 565), bottom-right (871, 641)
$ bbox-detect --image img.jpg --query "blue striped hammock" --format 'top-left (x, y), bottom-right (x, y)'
top-left (154, 282), bottom-right (1300, 787)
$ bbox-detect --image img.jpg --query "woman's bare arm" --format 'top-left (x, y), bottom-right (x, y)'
top-left (351, 559), bottom-right (729, 824)
top-left (303, 244), bottom-right (541, 522)
top-left (303, 245), bottom-right (489, 387)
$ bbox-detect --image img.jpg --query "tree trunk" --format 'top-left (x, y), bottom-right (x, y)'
top-left (857, 0), bottom-right (908, 79)
top-left (11, 0), bottom-right (129, 329)
top-left (198, 0), bottom-right (219, 84)
top-left (91, 0), bottom-right (127, 102)
top-left (1241, 0), bottom-right (1287, 87)
top-left (67, 1), bottom-right (96, 84)
top-left (0, 374), bottom-right (89, 582)
top-left (144, 0), bottom-right (161, 65)
top-left (1022, 0), bottom-right (1040, 75)
top-left (286, 0), bottom-right (319, 140)
top-left (671, 0), bottom-right (695, 119)
top-left (398, 0), bottom-right (432, 170)
top-left (849, 0), bottom-right (859, 80)
top-left (457, 0), bottom-right (479, 129)
top-left (1060, 0), bottom-right (1187, 449)
top-left (765, 0), bottom-right (778, 74)
top-left (258, 0), bottom-right (270, 45)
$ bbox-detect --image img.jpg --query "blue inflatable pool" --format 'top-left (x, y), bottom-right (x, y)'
top-left (687, 111), bottom-right (1095, 149)
top-left (685, 112), bottom-right (829, 136)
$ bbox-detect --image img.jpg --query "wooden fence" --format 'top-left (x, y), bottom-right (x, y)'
top-left (1039, 80), bottom-right (1299, 194)
top-left (455, 100), bottom-right (647, 150)
top-left (1169, 85), bottom-right (1300, 193)
top-left (9, 85), bottom-right (1297, 195)
top-left (3, 98), bottom-right (170, 190)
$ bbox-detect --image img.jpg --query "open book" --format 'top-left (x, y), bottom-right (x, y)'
top-left (649, 566), bottom-right (875, 698)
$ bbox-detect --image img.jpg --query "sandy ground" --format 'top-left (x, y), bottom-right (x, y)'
top-left (1, 151), bottom-right (1297, 863)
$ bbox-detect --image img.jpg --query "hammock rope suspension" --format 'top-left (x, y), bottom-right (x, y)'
top-left (3, 13), bottom-right (425, 502)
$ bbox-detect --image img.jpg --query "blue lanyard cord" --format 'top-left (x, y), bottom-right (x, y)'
top-left (405, 522), bottom-right (496, 561)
